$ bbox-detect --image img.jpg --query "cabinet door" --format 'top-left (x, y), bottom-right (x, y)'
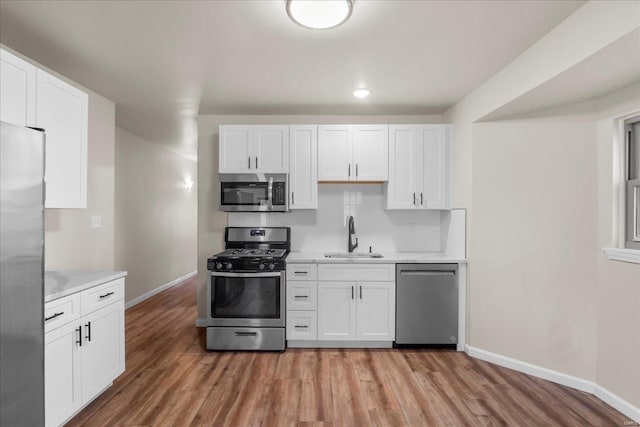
top-left (387, 125), bottom-right (420, 209)
top-left (317, 281), bottom-right (356, 340)
top-left (253, 126), bottom-right (289, 173)
top-left (353, 125), bottom-right (388, 181)
top-left (45, 322), bottom-right (81, 427)
top-left (219, 125), bottom-right (252, 172)
top-left (356, 282), bottom-right (395, 341)
top-left (421, 125), bottom-right (451, 210)
top-left (80, 301), bottom-right (125, 403)
top-left (0, 48), bottom-right (36, 126)
top-left (289, 125), bottom-right (318, 209)
top-left (318, 125), bottom-right (352, 181)
top-left (36, 69), bottom-right (88, 208)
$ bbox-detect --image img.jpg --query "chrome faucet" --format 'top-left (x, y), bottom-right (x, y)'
top-left (347, 215), bottom-right (358, 252)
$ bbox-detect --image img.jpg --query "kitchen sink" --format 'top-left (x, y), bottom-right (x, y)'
top-left (324, 252), bottom-right (384, 259)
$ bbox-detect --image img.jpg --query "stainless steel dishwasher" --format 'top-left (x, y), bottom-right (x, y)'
top-left (396, 264), bottom-right (458, 345)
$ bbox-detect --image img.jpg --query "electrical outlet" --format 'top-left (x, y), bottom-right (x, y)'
top-left (91, 215), bottom-right (102, 229)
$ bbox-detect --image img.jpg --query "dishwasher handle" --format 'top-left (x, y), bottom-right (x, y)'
top-left (399, 270), bottom-right (456, 276)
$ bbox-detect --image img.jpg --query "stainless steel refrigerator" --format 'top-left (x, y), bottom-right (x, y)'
top-left (0, 121), bottom-right (45, 426)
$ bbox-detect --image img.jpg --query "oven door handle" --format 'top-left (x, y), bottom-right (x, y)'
top-left (211, 271), bottom-right (283, 278)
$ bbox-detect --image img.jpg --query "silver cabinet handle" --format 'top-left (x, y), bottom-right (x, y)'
top-left (292, 192), bottom-right (295, 205)
top-left (234, 331), bottom-right (257, 337)
top-left (45, 312), bottom-right (64, 321)
top-left (294, 325), bottom-right (309, 329)
top-left (248, 156), bottom-right (251, 169)
top-left (294, 295), bottom-right (308, 299)
top-left (421, 192), bottom-right (423, 205)
top-left (351, 285), bottom-right (354, 300)
top-left (413, 193), bottom-right (416, 205)
top-left (85, 321), bottom-right (91, 342)
top-left (76, 326), bottom-right (82, 347)
top-left (359, 285), bottom-right (362, 300)
top-left (255, 156), bottom-right (258, 169)
top-left (356, 164), bottom-right (358, 178)
top-left (294, 271), bottom-right (308, 275)
top-left (348, 164), bottom-right (351, 177)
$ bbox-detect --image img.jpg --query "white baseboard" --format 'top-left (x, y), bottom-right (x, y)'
top-left (125, 270), bottom-right (197, 309)
top-left (594, 384), bottom-right (640, 423)
top-left (465, 345), bottom-right (640, 423)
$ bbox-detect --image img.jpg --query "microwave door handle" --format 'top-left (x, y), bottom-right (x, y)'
top-left (267, 177), bottom-right (273, 209)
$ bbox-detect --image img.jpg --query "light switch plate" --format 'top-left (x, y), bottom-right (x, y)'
top-left (91, 215), bottom-right (102, 229)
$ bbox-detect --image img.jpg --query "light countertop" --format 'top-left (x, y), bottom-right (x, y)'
top-left (45, 270), bottom-right (127, 303)
top-left (286, 252), bottom-right (467, 264)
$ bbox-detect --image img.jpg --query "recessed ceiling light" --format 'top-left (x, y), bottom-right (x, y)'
top-left (286, 0), bottom-right (353, 30)
top-left (352, 88), bottom-right (370, 99)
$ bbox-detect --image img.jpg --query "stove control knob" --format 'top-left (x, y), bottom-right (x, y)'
top-left (259, 263), bottom-right (265, 270)
top-left (268, 263), bottom-right (276, 270)
top-left (216, 263), bottom-right (223, 270)
top-left (225, 263), bottom-right (232, 270)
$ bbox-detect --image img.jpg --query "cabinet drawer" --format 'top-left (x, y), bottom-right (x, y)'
top-left (81, 278), bottom-right (124, 315)
top-left (286, 264), bottom-right (317, 281)
top-left (44, 293), bottom-right (81, 333)
top-left (286, 311), bottom-right (317, 340)
top-left (318, 264), bottom-right (395, 282)
top-left (286, 280), bottom-right (317, 310)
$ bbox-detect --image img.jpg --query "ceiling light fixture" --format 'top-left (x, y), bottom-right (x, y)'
top-left (352, 88), bottom-right (370, 99)
top-left (286, 0), bottom-right (353, 30)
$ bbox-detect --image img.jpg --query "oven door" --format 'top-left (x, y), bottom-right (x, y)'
top-left (208, 271), bottom-right (285, 327)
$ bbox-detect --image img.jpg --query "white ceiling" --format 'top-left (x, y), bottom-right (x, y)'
top-left (0, 0), bottom-right (585, 157)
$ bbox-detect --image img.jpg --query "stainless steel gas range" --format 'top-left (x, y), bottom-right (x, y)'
top-left (206, 227), bottom-right (289, 351)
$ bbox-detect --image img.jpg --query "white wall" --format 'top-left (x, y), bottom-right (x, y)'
top-left (114, 127), bottom-right (197, 304)
top-left (471, 119), bottom-right (599, 381)
top-left (443, 0), bottom-right (640, 415)
top-left (595, 90), bottom-right (640, 409)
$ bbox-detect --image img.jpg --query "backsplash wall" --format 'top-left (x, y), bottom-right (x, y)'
top-left (228, 184), bottom-right (447, 252)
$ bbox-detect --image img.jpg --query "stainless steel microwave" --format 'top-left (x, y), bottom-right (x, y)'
top-left (219, 173), bottom-right (288, 212)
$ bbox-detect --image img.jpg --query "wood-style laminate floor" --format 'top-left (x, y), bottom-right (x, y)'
top-left (67, 277), bottom-right (628, 426)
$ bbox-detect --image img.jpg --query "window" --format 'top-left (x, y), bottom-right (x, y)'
top-left (626, 116), bottom-right (640, 250)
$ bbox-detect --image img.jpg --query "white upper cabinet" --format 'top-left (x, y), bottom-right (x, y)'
top-left (219, 125), bottom-right (289, 173)
top-left (1, 48), bottom-right (88, 209)
top-left (0, 49), bottom-right (36, 127)
top-left (318, 125), bottom-right (389, 182)
top-left (353, 125), bottom-right (389, 181)
top-left (219, 126), bottom-right (251, 172)
top-left (37, 69), bottom-right (88, 209)
top-left (421, 125), bottom-right (451, 209)
top-left (289, 125), bottom-right (318, 209)
top-left (318, 125), bottom-right (352, 181)
top-left (387, 124), bottom-right (451, 210)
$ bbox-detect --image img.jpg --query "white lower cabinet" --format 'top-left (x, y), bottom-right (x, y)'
top-left (44, 278), bottom-right (125, 427)
top-left (317, 280), bottom-right (395, 341)
top-left (286, 264), bottom-right (318, 341)
top-left (80, 302), bottom-right (125, 402)
top-left (287, 263), bottom-right (396, 345)
top-left (45, 322), bottom-right (82, 427)
top-left (317, 281), bottom-right (357, 340)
